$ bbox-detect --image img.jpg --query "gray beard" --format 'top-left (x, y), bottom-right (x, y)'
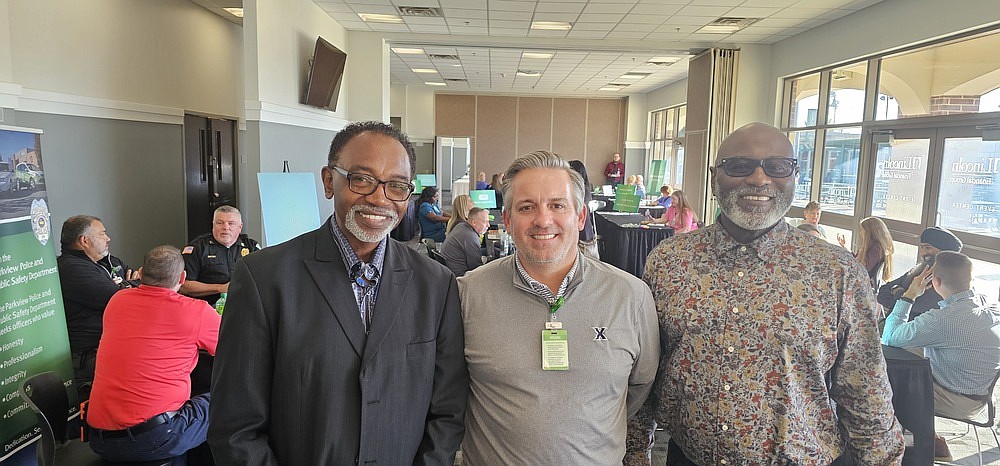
top-left (714, 178), bottom-right (793, 231)
top-left (345, 205), bottom-right (398, 243)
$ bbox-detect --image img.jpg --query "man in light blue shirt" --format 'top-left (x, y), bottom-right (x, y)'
top-left (882, 250), bottom-right (1000, 461)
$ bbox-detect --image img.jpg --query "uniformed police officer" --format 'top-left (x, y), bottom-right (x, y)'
top-left (180, 205), bottom-right (260, 305)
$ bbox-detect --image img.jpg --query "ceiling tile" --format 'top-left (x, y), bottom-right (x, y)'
top-left (581, 3), bottom-right (635, 14)
top-left (446, 8), bottom-right (488, 18)
top-left (407, 24), bottom-right (449, 32)
top-left (404, 16), bottom-right (447, 25)
top-left (490, 10), bottom-right (533, 20)
top-left (489, 0), bottom-right (535, 12)
top-left (725, 6), bottom-right (783, 16)
top-left (348, 4), bottom-right (397, 14)
top-left (576, 13), bottom-right (625, 23)
top-left (489, 19), bottom-right (529, 28)
top-left (438, 0), bottom-right (485, 6)
top-left (393, 0), bottom-right (442, 6)
top-left (621, 14), bottom-right (668, 25)
top-left (532, 12), bottom-right (580, 21)
top-left (660, 15), bottom-right (715, 26)
top-left (328, 0), bottom-right (891, 95)
top-left (535, 2), bottom-right (586, 13)
top-left (675, 5), bottom-right (732, 16)
top-left (491, 28), bottom-right (529, 36)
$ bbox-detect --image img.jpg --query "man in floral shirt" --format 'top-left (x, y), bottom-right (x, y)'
top-left (627, 122), bottom-right (903, 465)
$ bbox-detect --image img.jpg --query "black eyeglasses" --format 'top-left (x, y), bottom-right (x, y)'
top-left (331, 166), bottom-right (415, 202)
top-left (716, 157), bottom-right (797, 178)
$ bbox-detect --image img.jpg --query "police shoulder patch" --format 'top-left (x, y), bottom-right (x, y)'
top-left (182, 246), bottom-right (194, 254)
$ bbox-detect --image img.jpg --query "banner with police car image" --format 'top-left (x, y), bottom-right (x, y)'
top-left (0, 126), bottom-right (74, 463)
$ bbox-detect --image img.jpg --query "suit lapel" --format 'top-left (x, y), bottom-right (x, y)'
top-left (303, 219), bottom-right (367, 357)
top-left (361, 240), bottom-right (413, 369)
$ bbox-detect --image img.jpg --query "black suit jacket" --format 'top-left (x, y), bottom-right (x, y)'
top-left (208, 218), bottom-right (468, 465)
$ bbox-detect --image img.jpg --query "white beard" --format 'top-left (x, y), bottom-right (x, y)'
top-left (714, 178), bottom-right (793, 231)
top-left (345, 204), bottom-right (398, 243)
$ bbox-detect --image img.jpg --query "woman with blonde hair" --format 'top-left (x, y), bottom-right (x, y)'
top-left (852, 216), bottom-right (894, 289)
top-left (648, 189), bottom-right (698, 234)
top-left (446, 194), bottom-right (474, 234)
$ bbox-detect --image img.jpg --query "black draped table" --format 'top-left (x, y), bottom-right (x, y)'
top-left (594, 212), bottom-right (673, 278)
top-left (882, 345), bottom-right (934, 465)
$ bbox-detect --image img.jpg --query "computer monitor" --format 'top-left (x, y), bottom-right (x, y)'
top-left (415, 173), bottom-right (437, 187)
top-left (469, 189), bottom-right (498, 209)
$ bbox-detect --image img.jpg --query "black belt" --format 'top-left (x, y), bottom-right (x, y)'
top-left (91, 411), bottom-right (178, 439)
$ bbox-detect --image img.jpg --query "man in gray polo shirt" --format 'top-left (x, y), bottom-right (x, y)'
top-left (458, 150), bottom-right (659, 464)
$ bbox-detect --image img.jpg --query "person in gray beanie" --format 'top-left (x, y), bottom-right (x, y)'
top-left (877, 226), bottom-right (963, 319)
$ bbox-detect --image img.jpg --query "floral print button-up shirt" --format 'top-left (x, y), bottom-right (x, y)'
top-left (628, 221), bottom-right (903, 465)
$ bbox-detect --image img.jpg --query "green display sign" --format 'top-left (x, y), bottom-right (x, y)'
top-left (648, 160), bottom-right (668, 194)
top-left (0, 127), bottom-right (74, 462)
top-left (614, 184), bottom-right (640, 213)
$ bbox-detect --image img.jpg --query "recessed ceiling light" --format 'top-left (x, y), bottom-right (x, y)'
top-left (619, 73), bottom-right (652, 80)
top-left (359, 13), bottom-right (404, 23)
top-left (646, 56), bottom-right (680, 65)
top-left (425, 82), bottom-right (447, 86)
top-left (522, 52), bottom-right (554, 59)
top-left (517, 70), bottom-right (541, 77)
top-left (530, 21), bottom-right (572, 31)
top-left (412, 68), bottom-right (438, 73)
top-left (391, 47), bottom-right (425, 54)
top-left (223, 8), bottom-right (243, 18)
top-left (598, 87), bottom-right (621, 91)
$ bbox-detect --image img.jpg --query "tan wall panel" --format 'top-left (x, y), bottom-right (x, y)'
top-left (685, 52), bottom-right (714, 218)
top-left (585, 98), bottom-right (626, 186)
top-left (516, 97), bottom-right (553, 156)
top-left (552, 97), bottom-right (588, 163)
top-left (475, 96), bottom-right (518, 182)
top-left (435, 94), bottom-right (476, 136)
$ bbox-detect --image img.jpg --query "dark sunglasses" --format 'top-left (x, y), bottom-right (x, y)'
top-left (716, 157), bottom-right (797, 178)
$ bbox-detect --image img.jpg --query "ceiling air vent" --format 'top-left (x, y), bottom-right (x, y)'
top-left (397, 6), bottom-right (444, 17)
top-left (698, 17), bottom-right (760, 33)
top-left (429, 54), bottom-right (461, 61)
top-left (445, 78), bottom-right (468, 83)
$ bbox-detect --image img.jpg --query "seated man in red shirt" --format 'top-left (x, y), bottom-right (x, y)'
top-left (86, 245), bottom-right (221, 463)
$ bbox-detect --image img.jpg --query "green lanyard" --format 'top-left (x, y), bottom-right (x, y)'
top-left (548, 296), bottom-right (565, 321)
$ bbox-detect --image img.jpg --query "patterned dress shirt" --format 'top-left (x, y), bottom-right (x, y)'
top-left (628, 220), bottom-right (903, 465)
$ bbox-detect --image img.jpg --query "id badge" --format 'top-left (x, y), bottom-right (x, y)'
top-left (541, 329), bottom-right (569, 371)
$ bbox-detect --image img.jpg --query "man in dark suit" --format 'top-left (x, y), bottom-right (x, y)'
top-left (208, 121), bottom-right (468, 465)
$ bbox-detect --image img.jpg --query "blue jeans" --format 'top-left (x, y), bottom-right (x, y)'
top-left (90, 394), bottom-right (210, 462)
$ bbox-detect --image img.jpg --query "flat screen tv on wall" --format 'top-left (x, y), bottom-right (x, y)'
top-left (302, 36), bottom-right (347, 111)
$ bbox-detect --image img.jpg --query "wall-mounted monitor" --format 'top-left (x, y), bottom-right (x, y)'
top-left (416, 174), bottom-right (437, 187)
top-left (470, 190), bottom-right (498, 209)
top-left (302, 36), bottom-right (347, 111)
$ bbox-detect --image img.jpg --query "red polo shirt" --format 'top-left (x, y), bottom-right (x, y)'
top-left (87, 285), bottom-right (220, 430)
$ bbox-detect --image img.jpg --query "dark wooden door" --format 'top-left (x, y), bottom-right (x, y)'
top-left (184, 114), bottom-right (237, 241)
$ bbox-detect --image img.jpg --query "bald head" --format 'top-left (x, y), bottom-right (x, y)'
top-left (717, 122), bottom-right (794, 162)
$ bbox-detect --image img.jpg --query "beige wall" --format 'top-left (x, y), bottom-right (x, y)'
top-left (435, 93), bottom-right (626, 186)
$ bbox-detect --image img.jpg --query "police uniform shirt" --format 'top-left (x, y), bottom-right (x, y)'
top-left (182, 233), bottom-right (260, 303)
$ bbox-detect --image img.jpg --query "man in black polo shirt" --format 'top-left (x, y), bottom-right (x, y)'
top-left (180, 206), bottom-right (260, 305)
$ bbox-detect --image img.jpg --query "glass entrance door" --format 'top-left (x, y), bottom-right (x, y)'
top-left (863, 125), bottom-right (1000, 295)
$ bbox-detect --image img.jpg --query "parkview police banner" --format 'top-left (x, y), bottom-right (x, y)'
top-left (0, 126), bottom-right (74, 462)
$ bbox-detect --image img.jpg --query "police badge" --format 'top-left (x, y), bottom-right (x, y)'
top-left (30, 199), bottom-right (50, 245)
